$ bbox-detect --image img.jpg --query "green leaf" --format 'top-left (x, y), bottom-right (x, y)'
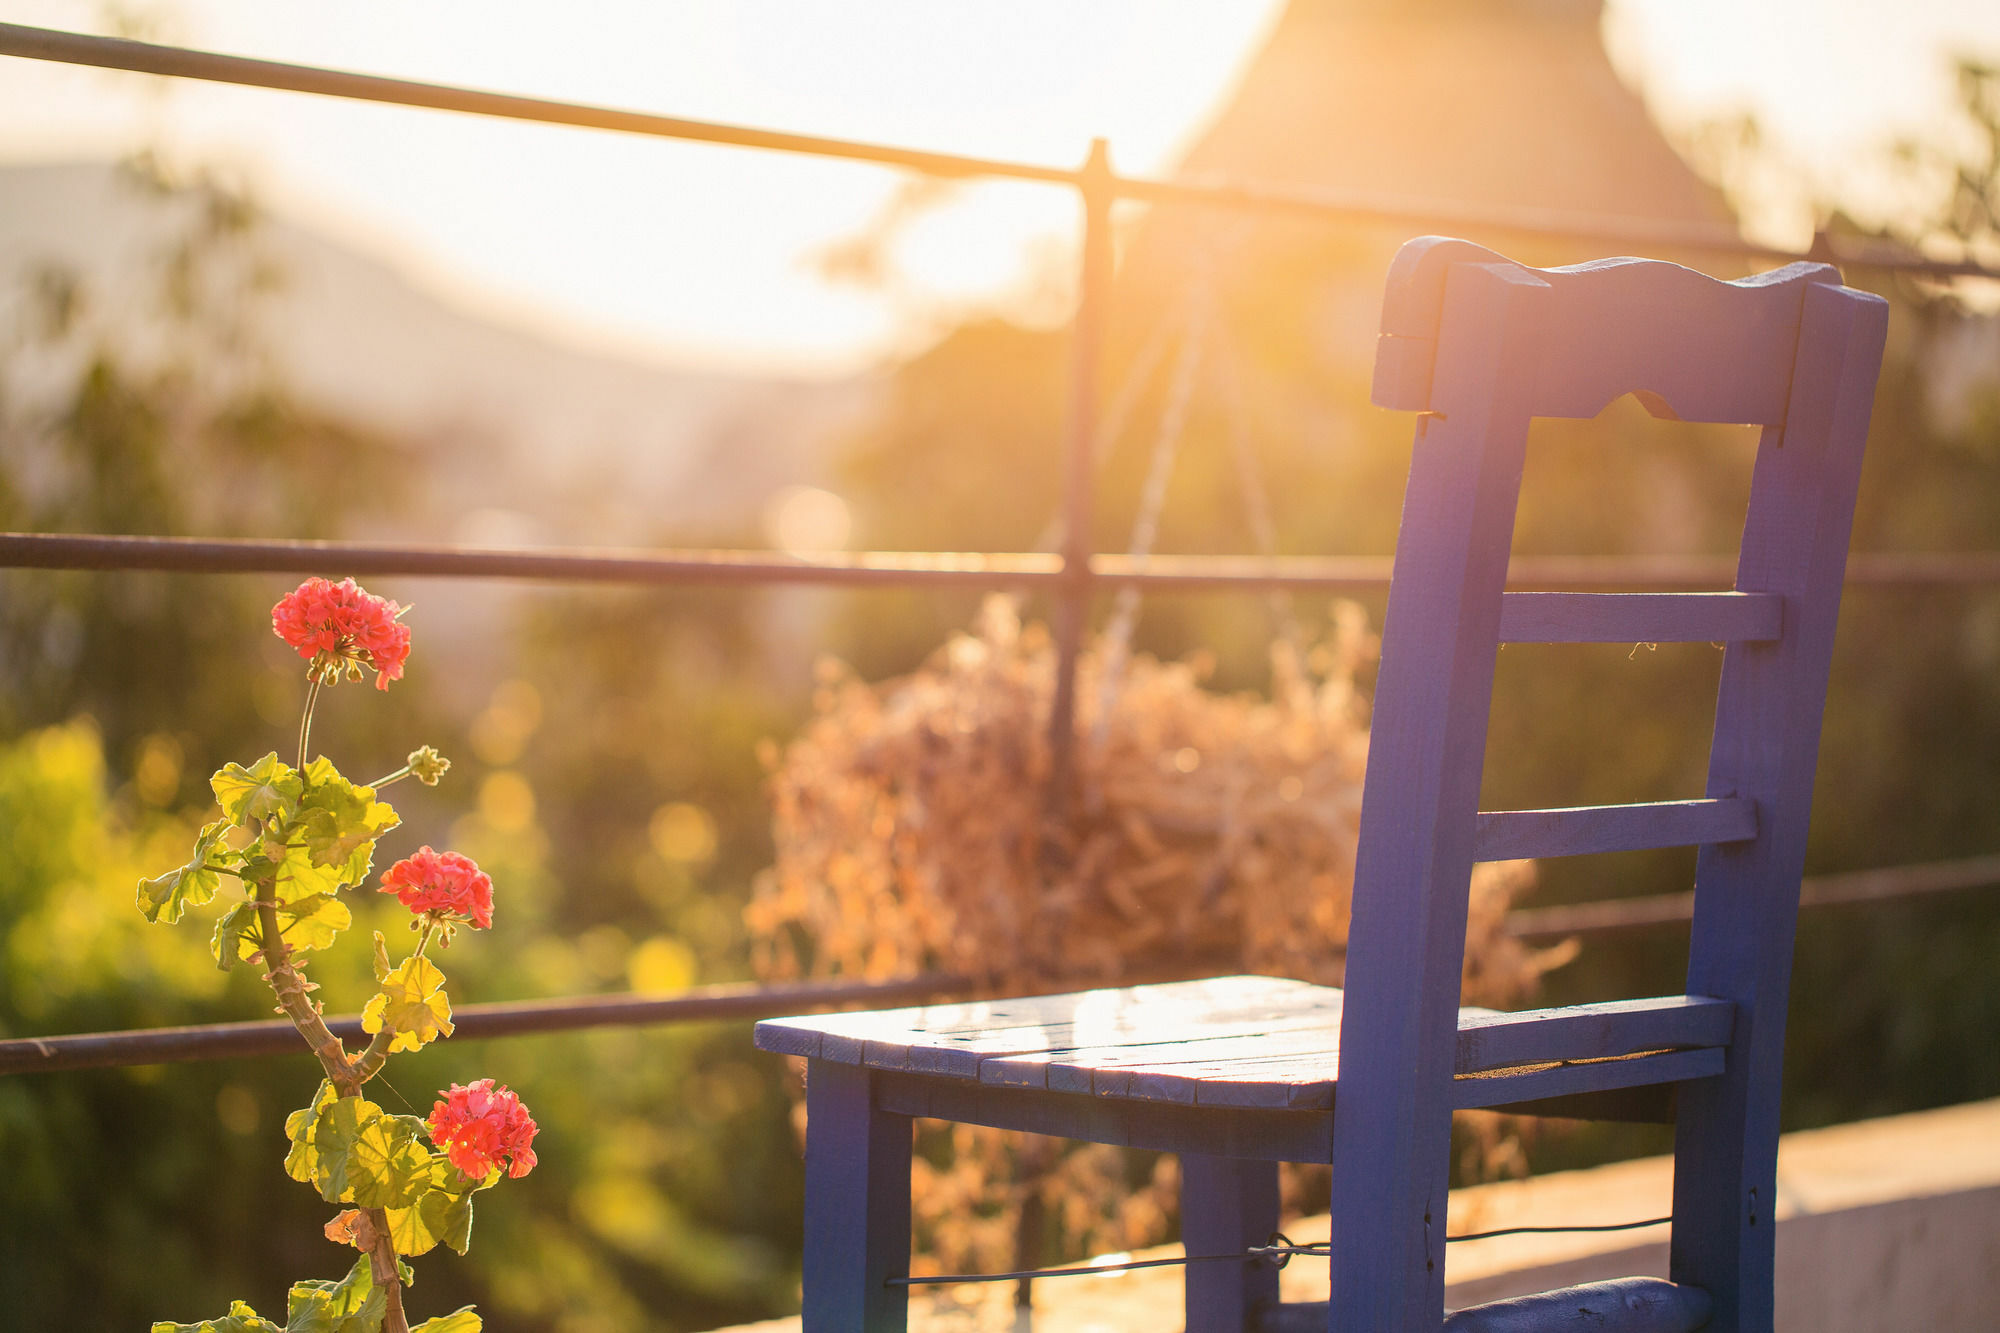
top-left (210, 901), bottom-right (262, 970)
top-left (295, 756), bottom-right (400, 885)
top-left (285, 1082), bottom-right (341, 1189)
top-left (213, 894), bottom-right (351, 966)
top-left (360, 955), bottom-right (454, 1054)
top-left (383, 1161), bottom-right (481, 1257)
top-left (151, 1300), bottom-right (284, 1333)
top-left (284, 1255), bottom-right (384, 1333)
top-left (381, 1155), bottom-right (497, 1259)
top-left (276, 892), bottom-right (353, 954)
top-left (408, 1311), bottom-right (481, 1333)
top-left (212, 753), bottom-right (304, 829)
top-left (138, 818), bottom-right (233, 924)
top-left (286, 1088), bottom-right (435, 1209)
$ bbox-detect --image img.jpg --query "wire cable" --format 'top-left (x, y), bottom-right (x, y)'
top-left (885, 1217), bottom-right (1676, 1287)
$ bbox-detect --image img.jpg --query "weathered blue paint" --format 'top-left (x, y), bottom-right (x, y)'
top-left (1266, 1281), bottom-right (1713, 1333)
top-left (1441, 1279), bottom-right (1715, 1332)
top-left (1472, 797), bottom-right (1757, 861)
top-left (1669, 279), bottom-right (1888, 1331)
top-left (802, 1059), bottom-right (912, 1331)
top-left (758, 238), bottom-right (1886, 1331)
top-left (1183, 1154), bottom-right (1282, 1332)
top-left (1496, 590), bottom-right (1781, 644)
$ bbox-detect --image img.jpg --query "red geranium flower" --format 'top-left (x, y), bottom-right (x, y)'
top-left (427, 1079), bottom-right (538, 1180)
top-left (271, 577), bottom-right (411, 691)
top-left (379, 847), bottom-right (493, 929)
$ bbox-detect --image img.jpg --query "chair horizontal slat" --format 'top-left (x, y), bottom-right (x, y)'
top-left (1454, 995), bottom-right (1734, 1075)
top-left (1498, 591), bottom-right (1781, 644)
top-left (1474, 796), bottom-right (1757, 861)
top-left (1452, 1044), bottom-right (1724, 1111)
top-left (1440, 1279), bottom-right (1713, 1333)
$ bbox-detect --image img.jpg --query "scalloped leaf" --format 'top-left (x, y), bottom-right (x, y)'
top-left (212, 753), bottom-right (304, 830)
top-left (138, 818), bottom-right (233, 924)
top-left (360, 955), bottom-right (454, 1055)
top-left (285, 1082), bottom-right (340, 1188)
top-left (283, 1255), bottom-right (383, 1333)
top-left (409, 1312), bottom-right (481, 1333)
top-left (382, 1160), bottom-right (482, 1258)
top-left (211, 901), bottom-right (262, 970)
top-left (295, 757), bottom-right (400, 886)
top-left (276, 892), bottom-right (353, 955)
top-left (150, 1301), bottom-right (283, 1333)
top-left (286, 1086), bottom-right (434, 1209)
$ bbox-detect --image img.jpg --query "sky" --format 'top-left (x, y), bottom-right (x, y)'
top-left (0, 0), bottom-right (1996, 377)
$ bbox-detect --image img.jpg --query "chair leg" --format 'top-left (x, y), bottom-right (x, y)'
top-left (1182, 1154), bottom-right (1281, 1333)
top-left (803, 1059), bottom-right (913, 1333)
top-left (1669, 1065), bottom-right (1778, 1333)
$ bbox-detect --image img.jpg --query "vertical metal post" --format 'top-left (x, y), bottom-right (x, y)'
top-left (1045, 136), bottom-right (1114, 821)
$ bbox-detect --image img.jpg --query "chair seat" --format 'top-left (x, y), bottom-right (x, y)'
top-left (757, 974), bottom-right (1500, 1111)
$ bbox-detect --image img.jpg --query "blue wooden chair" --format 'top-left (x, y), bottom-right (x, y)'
top-left (756, 237), bottom-right (1888, 1332)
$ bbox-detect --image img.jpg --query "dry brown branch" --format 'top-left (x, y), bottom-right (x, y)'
top-left (749, 597), bottom-right (1563, 1272)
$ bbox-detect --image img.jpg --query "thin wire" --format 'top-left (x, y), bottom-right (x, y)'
top-left (371, 1070), bottom-right (423, 1116)
top-left (885, 1217), bottom-right (1676, 1287)
top-left (1445, 1215), bottom-right (1672, 1244)
top-left (888, 1251), bottom-right (1257, 1287)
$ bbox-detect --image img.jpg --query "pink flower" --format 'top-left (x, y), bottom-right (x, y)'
top-left (271, 577), bottom-right (411, 691)
top-left (379, 847), bottom-right (493, 929)
top-left (427, 1079), bottom-right (538, 1180)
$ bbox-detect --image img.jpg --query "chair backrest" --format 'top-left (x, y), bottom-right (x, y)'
top-left (1330, 237), bottom-right (1889, 1326)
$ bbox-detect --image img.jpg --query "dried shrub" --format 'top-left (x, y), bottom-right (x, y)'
top-left (749, 597), bottom-right (1562, 1275)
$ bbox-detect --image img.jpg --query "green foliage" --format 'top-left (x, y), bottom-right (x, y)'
top-left (210, 900), bottom-right (261, 970)
top-left (146, 754), bottom-right (396, 973)
top-left (284, 1084), bottom-right (436, 1210)
top-left (212, 753), bottom-right (305, 831)
top-left (383, 1158), bottom-right (486, 1258)
top-left (138, 817), bottom-right (233, 924)
top-left (360, 956), bottom-right (455, 1054)
top-left (295, 758), bottom-right (400, 886)
top-left (282, 1255), bottom-right (385, 1333)
top-left (151, 1301), bottom-right (285, 1333)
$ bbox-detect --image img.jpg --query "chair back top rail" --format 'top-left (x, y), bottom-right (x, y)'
top-left (1373, 235), bottom-right (1842, 425)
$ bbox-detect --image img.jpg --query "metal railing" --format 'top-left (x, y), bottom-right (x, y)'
top-left (2, 22), bottom-right (1998, 1078)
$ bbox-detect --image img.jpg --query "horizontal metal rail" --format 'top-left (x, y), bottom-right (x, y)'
top-left (0, 973), bottom-right (970, 1077)
top-left (8, 533), bottom-right (2000, 591)
top-left (1505, 852), bottom-right (2000, 945)
top-left (3, 857), bottom-right (1994, 1077)
top-left (3, 22), bottom-right (1996, 281)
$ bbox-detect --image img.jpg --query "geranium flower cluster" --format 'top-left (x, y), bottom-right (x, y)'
top-left (427, 1079), bottom-right (540, 1180)
top-left (272, 576), bottom-right (412, 691)
top-left (380, 847), bottom-right (494, 930)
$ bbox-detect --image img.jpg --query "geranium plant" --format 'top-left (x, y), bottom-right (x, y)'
top-left (139, 577), bottom-right (535, 1333)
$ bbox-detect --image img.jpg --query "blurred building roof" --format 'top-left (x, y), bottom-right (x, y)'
top-left (1172, 0), bottom-right (1730, 228)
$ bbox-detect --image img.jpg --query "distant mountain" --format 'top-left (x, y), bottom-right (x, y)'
top-left (0, 160), bottom-right (873, 546)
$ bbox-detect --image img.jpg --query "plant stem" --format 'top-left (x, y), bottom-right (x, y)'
top-left (298, 676), bottom-right (323, 770)
top-left (255, 877), bottom-right (354, 1093)
top-left (365, 763), bottom-right (413, 790)
top-left (367, 1208), bottom-right (410, 1333)
top-left (255, 873), bottom-right (413, 1330)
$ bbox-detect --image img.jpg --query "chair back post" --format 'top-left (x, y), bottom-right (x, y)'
top-left (1329, 254), bottom-right (1549, 1329)
top-left (1670, 279), bottom-right (1888, 1329)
